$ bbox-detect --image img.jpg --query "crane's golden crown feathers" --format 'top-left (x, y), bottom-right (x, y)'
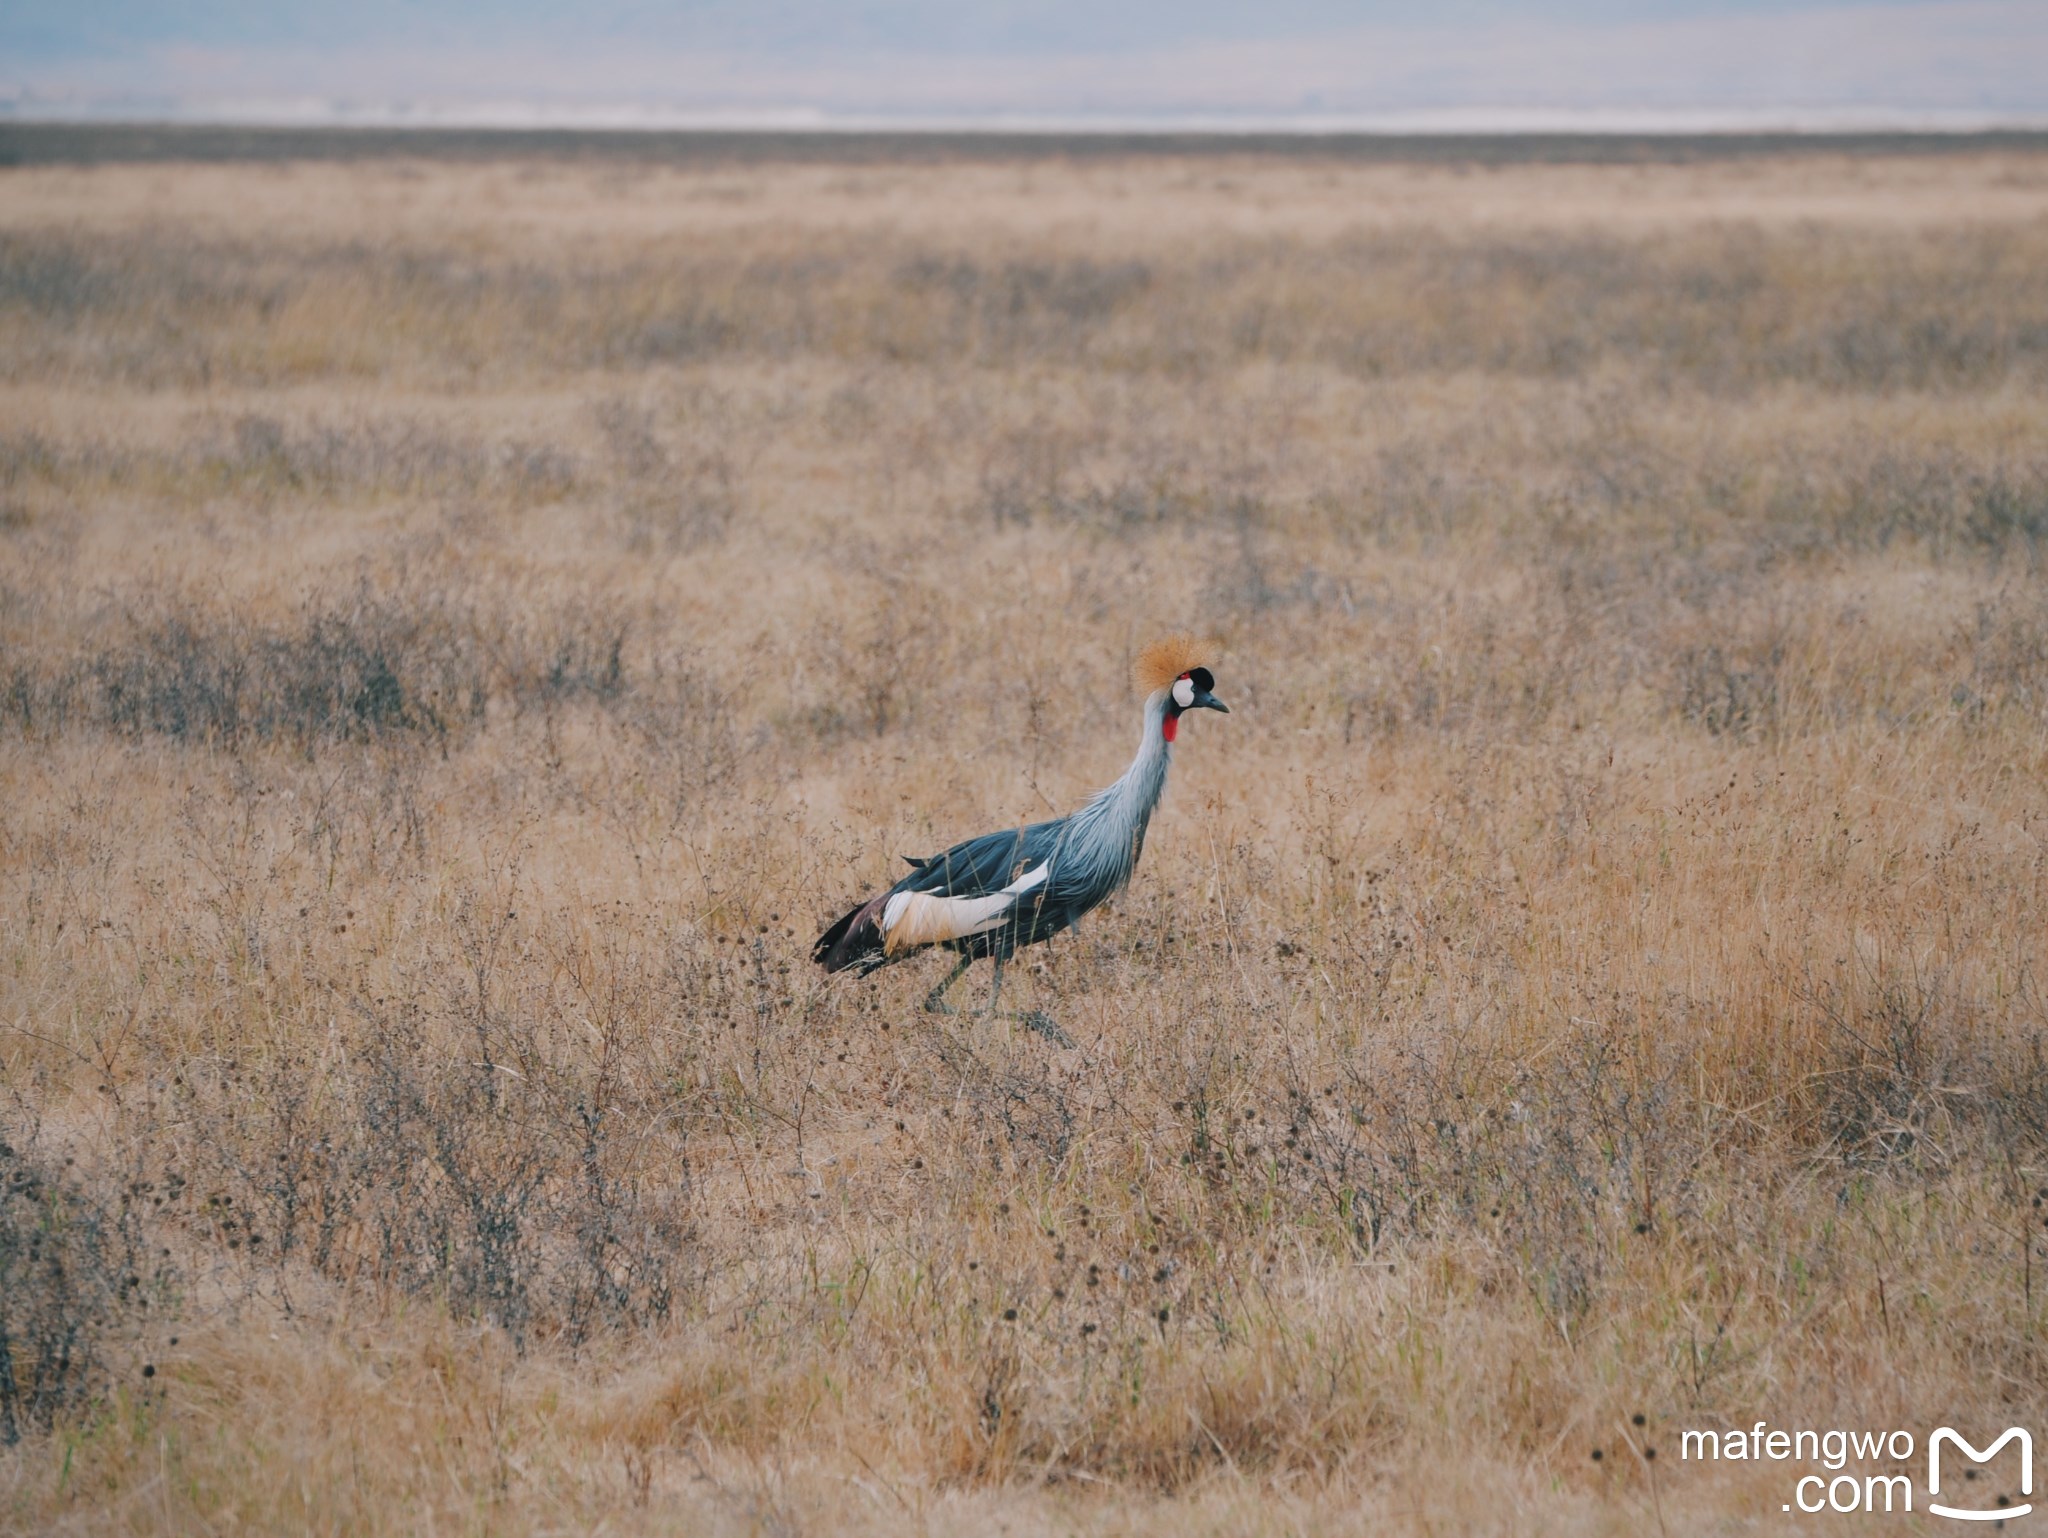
top-left (1132, 634), bottom-right (1215, 696)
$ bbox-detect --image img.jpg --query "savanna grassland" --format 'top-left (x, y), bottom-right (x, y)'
top-left (4, 136), bottom-right (2048, 1535)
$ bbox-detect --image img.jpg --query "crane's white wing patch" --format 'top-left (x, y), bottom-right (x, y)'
top-left (1004, 863), bottom-right (1049, 896)
top-left (881, 891), bottom-right (1011, 952)
top-left (880, 862), bottom-right (1049, 955)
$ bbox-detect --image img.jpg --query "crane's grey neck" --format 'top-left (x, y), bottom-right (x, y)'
top-left (1061, 690), bottom-right (1173, 896)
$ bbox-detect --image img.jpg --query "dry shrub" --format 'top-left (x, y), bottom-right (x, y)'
top-left (154, 974), bottom-right (698, 1347)
top-left (0, 1123), bottom-right (171, 1445)
top-left (0, 585), bottom-right (645, 747)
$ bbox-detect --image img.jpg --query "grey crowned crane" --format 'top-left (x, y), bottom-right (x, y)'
top-left (813, 636), bottom-right (1229, 1028)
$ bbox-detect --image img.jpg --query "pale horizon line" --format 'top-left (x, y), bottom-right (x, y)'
top-left (8, 98), bottom-right (2048, 137)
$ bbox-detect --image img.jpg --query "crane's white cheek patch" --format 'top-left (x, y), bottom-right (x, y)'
top-left (1171, 676), bottom-right (1196, 709)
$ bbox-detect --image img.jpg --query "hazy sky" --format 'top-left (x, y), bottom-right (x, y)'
top-left (5, 1), bottom-right (2045, 123)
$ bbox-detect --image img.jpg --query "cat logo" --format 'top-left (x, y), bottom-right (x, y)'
top-left (1929, 1427), bottom-right (2032, 1521)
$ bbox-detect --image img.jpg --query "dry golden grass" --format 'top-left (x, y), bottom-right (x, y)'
top-left (3, 143), bottom-right (2048, 1535)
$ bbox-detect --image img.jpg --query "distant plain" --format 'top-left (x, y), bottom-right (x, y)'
top-left (3, 132), bottom-right (2048, 1535)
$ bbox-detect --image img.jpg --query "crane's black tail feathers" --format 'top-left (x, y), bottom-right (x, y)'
top-left (814, 893), bottom-right (891, 975)
top-left (817, 853), bottom-right (936, 974)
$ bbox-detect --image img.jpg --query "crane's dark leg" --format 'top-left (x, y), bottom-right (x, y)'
top-left (923, 953), bottom-right (974, 1014)
top-left (979, 953), bottom-right (1074, 1046)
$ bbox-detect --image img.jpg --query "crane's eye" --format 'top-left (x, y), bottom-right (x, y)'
top-left (1171, 675), bottom-right (1196, 709)
top-left (1187, 667), bottom-right (1215, 694)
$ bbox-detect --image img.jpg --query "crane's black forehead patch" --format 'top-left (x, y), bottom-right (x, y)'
top-left (1186, 666), bottom-right (1215, 693)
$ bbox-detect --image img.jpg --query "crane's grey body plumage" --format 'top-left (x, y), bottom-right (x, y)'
top-left (813, 658), bottom-right (1224, 997)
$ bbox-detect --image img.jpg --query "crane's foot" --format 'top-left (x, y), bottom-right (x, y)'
top-left (1016, 1010), bottom-right (1074, 1048)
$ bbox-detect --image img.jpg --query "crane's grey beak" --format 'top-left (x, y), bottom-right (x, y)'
top-left (1194, 690), bottom-right (1230, 713)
